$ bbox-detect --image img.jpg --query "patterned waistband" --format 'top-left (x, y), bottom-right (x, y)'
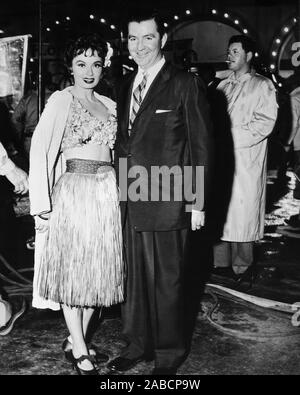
top-left (66, 159), bottom-right (112, 174)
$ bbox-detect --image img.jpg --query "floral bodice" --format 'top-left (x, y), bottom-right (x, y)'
top-left (61, 97), bottom-right (117, 151)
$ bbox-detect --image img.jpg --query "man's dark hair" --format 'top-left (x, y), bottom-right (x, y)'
top-left (64, 33), bottom-right (108, 68)
top-left (127, 9), bottom-right (166, 37)
top-left (228, 35), bottom-right (256, 55)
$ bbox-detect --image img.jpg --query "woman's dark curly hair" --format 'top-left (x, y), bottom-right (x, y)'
top-left (64, 33), bottom-right (108, 68)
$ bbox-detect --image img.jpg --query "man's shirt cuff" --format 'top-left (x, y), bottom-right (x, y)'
top-left (0, 158), bottom-right (16, 176)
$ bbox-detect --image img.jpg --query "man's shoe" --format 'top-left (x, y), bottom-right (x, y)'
top-left (107, 356), bottom-right (150, 372)
top-left (212, 267), bottom-right (238, 280)
top-left (26, 236), bottom-right (35, 250)
top-left (236, 266), bottom-right (257, 286)
top-left (152, 367), bottom-right (177, 375)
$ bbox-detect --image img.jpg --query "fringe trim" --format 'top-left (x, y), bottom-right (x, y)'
top-left (35, 168), bottom-right (124, 307)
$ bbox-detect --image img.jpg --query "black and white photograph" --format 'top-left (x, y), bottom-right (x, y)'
top-left (0, 0), bottom-right (300, 378)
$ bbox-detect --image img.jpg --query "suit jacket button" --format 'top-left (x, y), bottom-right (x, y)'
top-left (127, 153), bottom-right (132, 158)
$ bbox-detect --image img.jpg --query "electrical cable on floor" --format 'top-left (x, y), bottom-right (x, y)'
top-left (0, 253), bottom-right (32, 335)
top-left (206, 283), bottom-right (296, 314)
top-left (1, 248), bottom-right (300, 339)
top-left (0, 253), bottom-right (33, 291)
top-left (202, 283), bottom-right (300, 340)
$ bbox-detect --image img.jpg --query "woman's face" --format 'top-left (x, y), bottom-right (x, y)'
top-left (71, 48), bottom-right (103, 89)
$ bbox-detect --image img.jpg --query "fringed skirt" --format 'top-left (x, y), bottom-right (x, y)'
top-left (35, 159), bottom-right (124, 308)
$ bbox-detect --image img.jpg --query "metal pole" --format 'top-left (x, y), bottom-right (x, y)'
top-left (38, 0), bottom-right (42, 119)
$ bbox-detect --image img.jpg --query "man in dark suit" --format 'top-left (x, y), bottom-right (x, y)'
top-left (108, 10), bottom-right (212, 375)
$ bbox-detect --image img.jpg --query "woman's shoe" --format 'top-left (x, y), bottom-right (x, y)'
top-left (72, 354), bottom-right (98, 375)
top-left (62, 338), bottom-right (109, 364)
top-left (62, 338), bottom-right (74, 363)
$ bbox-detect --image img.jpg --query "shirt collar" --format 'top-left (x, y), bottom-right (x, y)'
top-left (137, 56), bottom-right (166, 79)
top-left (227, 69), bottom-right (255, 84)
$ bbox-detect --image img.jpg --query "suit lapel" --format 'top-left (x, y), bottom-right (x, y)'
top-left (135, 63), bottom-right (172, 120)
top-left (120, 63), bottom-right (173, 134)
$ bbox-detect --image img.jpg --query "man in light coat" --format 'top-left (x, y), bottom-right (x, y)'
top-left (213, 35), bottom-right (278, 280)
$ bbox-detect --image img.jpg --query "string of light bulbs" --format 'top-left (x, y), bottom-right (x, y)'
top-left (43, 7), bottom-right (263, 70)
top-left (162, 8), bottom-right (251, 36)
top-left (44, 13), bottom-right (118, 34)
top-left (269, 16), bottom-right (299, 72)
top-left (43, 8), bottom-right (253, 37)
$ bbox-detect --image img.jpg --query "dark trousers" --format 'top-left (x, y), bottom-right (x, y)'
top-left (0, 178), bottom-right (17, 293)
top-left (121, 217), bottom-right (188, 369)
top-left (213, 241), bottom-right (253, 274)
top-left (0, 179), bottom-right (16, 261)
top-left (294, 150), bottom-right (300, 200)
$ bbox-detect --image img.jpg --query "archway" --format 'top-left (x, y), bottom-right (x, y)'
top-left (164, 9), bottom-right (254, 78)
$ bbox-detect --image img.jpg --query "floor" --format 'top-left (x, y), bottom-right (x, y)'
top-left (0, 171), bottom-right (300, 375)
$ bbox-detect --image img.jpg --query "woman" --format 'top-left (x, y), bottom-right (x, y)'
top-left (29, 34), bottom-right (124, 375)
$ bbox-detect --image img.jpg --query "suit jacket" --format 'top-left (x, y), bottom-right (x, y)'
top-left (115, 62), bottom-right (212, 231)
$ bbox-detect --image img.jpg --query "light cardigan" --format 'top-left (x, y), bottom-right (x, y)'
top-left (29, 86), bottom-right (116, 216)
top-left (29, 87), bottom-right (116, 311)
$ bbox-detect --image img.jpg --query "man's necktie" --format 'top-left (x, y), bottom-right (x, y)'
top-left (129, 73), bottom-right (147, 131)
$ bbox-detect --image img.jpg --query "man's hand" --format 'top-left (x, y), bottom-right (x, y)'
top-left (6, 166), bottom-right (29, 194)
top-left (191, 210), bottom-right (205, 231)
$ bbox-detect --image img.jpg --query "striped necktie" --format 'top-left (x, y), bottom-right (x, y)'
top-left (129, 72), bottom-right (147, 131)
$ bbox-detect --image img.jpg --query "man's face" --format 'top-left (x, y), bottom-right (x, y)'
top-left (128, 18), bottom-right (167, 70)
top-left (227, 42), bottom-right (251, 72)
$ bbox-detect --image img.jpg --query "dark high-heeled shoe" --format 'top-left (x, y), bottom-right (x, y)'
top-left (72, 354), bottom-right (98, 375)
top-left (62, 338), bottom-right (109, 364)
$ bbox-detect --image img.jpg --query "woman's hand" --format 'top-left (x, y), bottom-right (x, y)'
top-left (35, 214), bottom-right (50, 233)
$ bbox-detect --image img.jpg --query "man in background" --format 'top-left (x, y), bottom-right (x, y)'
top-left (11, 71), bottom-right (57, 161)
top-left (0, 140), bottom-right (28, 294)
top-left (213, 35), bottom-right (278, 282)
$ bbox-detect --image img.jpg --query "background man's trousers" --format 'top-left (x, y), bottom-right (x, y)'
top-left (293, 150), bottom-right (300, 200)
top-left (213, 241), bottom-right (253, 274)
top-left (121, 217), bottom-right (188, 369)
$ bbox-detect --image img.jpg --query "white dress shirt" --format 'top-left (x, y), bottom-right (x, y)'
top-left (0, 142), bottom-right (15, 176)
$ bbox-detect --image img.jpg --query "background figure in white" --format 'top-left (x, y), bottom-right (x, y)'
top-left (213, 35), bottom-right (278, 282)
